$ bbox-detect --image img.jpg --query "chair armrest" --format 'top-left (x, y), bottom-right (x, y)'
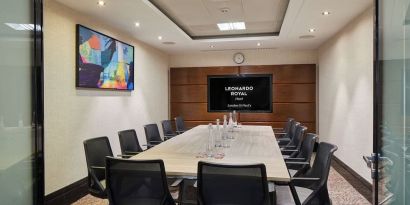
top-left (285, 157), bottom-right (306, 161)
top-left (90, 166), bottom-right (105, 170)
top-left (291, 177), bottom-right (320, 181)
top-left (277, 136), bottom-right (290, 140)
top-left (285, 161), bottom-right (310, 165)
top-left (281, 149), bottom-right (298, 152)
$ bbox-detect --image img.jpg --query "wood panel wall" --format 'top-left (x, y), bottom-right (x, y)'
top-left (170, 65), bottom-right (316, 132)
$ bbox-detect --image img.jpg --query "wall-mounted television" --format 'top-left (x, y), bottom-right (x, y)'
top-left (208, 74), bottom-right (272, 112)
top-left (76, 24), bottom-right (134, 90)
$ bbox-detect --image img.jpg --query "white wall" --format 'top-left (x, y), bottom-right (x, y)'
top-left (170, 49), bottom-right (317, 67)
top-left (318, 8), bottom-right (373, 182)
top-left (44, 1), bottom-right (169, 194)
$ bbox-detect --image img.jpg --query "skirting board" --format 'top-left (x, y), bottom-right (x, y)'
top-left (332, 156), bottom-right (372, 203)
top-left (45, 177), bottom-right (88, 205)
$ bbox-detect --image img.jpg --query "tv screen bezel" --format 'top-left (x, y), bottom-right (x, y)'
top-left (207, 74), bottom-right (273, 113)
top-left (75, 24), bottom-right (135, 91)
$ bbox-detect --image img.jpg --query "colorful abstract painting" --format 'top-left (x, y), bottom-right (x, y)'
top-left (76, 25), bottom-right (134, 90)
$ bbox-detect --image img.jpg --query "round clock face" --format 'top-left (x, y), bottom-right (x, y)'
top-left (233, 52), bottom-right (245, 64)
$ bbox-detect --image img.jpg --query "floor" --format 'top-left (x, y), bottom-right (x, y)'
top-left (72, 166), bottom-right (370, 205)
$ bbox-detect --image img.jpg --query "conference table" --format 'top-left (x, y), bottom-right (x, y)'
top-left (132, 125), bottom-right (290, 182)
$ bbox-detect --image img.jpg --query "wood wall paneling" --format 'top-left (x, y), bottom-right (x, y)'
top-left (273, 84), bottom-right (316, 103)
top-left (171, 85), bottom-right (207, 103)
top-left (240, 64), bottom-right (316, 83)
top-left (170, 66), bottom-right (239, 85)
top-left (170, 65), bottom-right (317, 132)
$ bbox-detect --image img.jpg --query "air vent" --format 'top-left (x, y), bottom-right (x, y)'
top-left (162, 41), bottom-right (176, 45)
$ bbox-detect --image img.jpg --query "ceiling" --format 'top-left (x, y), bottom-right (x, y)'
top-left (148, 0), bottom-right (289, 39)
top-left (54, 0), bottom-right (373, 54)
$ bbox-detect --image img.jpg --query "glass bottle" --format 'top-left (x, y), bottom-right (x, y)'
top-left (233, 110), bottom-right (237, 126)
top-left (207, 123), bottom-right (214, 158)
top-left (215, 119), bottom-right (222, 147)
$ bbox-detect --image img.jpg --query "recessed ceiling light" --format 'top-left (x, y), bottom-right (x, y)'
top-left (309, 28), bottom-right (316, 33)
top-left (97, 0), bottom-right (105, 6)
top-left (135, 22), bottom-right (140, 27)
top-left (257, 42), bottom-right (261, 47)
top-left (210, 45), bottom-right (215, 48)
top-left (217, 22), bottom-right (246, 31)
top-left (158, 36), bottom-right (163, 40)
top-left (322, 11), bottom-right (330, 16)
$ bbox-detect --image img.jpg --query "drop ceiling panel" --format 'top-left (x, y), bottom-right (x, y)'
top-left (149, 0), bottom-right (289, 39)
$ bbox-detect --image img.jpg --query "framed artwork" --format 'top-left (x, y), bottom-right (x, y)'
top-left (76, 24), bottom-right (134, 90)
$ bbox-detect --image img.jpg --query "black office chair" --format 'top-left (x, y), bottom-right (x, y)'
top-left (83, 136), bottom-right (113, 199)
top-left (277, 121), bottom-right (299, 146)
top-left (197, 161), bottom-right (271, 205)
top-left (284, 133), bottom-right (317, 177)
top-left (174, 116), bottom-right (187, 134)
top-left (273, 118), bottom-right (294, 134)
top-left (161, 120), bottom-right (177, 140)
top-left (118, 129), bottom-right (143, 158)
top-left (281, 125), bottom-right (307, 158)
top-left (144, 123), bottom-right (164, 149)
top-left (275, 142), bottom-right (338, 205)
top-left (105, 157), bottom-right (176, 205)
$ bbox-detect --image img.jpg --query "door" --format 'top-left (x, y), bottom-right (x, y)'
top-left (0, 0), bottom-right (44, 204)
top-left (373, 0), bottom-right (410, 204)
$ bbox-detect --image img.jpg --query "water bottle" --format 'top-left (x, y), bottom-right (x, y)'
top-left (207, 123), bottom-right (214, 158)
top-left (228, 113), bottom-right (234, 139)
top-left (215, 119), bottom-right (222, 147)
top-left (222, 115), bottom-right (229, 147)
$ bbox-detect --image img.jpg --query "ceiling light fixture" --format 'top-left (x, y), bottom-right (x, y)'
top-left (217, 22), bottom-right (246, 31)
top-left (309, 28), bottom-right (316, 33)
top-left (210, 45), bottom-right (215, 48)
top-left (5, 23), bottom-right (35, 31)
top-left (322, 11), bottom-right (330, 16)
top-left (257, 42), bottom-right (261, 47)
top-left (158, 36), bottom-right (163, 40)
top-left (135, 22), bottom-right (140, 27)
top-left (97, 0), bottom-right (106, 6)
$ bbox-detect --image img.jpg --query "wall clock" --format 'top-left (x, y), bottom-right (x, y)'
top-left (233, 52), bottom-right (245, 64)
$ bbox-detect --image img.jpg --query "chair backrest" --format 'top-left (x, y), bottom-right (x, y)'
top-left (105, 157), bottom-right (175, 205)
top-left (161, 120), bottom-right (175, 136)
top-left (174, 116), bottom-right (186, 132)
top-left (197, 162), bottom-right (270, 205)
top-left (287, 124), bottom-right (307, 149)
top-left (296, 133), bottom-right (317, 162)
top-left (287, 121), bottom-right (299, 139)
top-left (300, 142), bottom-right (338, 193)
top-left (118, 129), bottom-right (143, 155)
top-left (283, 118), bottom-right (295, 133)
top-left (83, 137), bottom-right (113, 192)
top-left (144, 123), bottom-right (163, 143)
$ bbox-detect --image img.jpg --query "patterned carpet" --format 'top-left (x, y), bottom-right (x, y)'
top-left (72, 166), bottom-right (370, 205)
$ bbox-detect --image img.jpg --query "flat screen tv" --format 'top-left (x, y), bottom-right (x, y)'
top-left (208, 74), bottom-right (272, 112)
top-left (76, 24), bottom-right (134, 90)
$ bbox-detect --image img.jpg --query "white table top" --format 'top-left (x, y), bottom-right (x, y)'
top-left (132, 125), bottom-right (290, 182)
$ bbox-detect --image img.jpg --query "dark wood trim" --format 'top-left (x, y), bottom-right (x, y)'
top-left (332, 156), bottom-right (372, 203)
top-left (45, 177), bottom-right (88, 205)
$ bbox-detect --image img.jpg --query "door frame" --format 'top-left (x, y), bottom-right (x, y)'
top-left (33, 0), bottom-right (44, 204)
